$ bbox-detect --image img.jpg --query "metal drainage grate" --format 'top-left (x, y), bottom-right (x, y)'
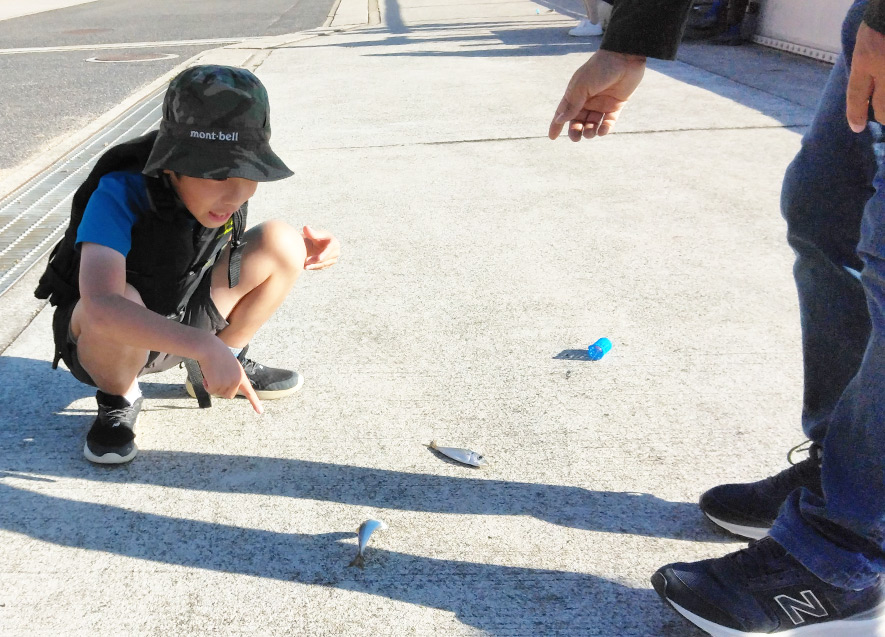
top-left (0, 89), bottom-right (165, 298)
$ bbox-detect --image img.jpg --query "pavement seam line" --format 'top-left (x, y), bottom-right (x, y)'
top-left (288, 124), bottom-right (811, 152)
top-left (243, 49), bottom-right (274, 71)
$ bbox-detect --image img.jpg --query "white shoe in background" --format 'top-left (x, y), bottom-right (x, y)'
top-left (568, 19), bottom-right (603, 36)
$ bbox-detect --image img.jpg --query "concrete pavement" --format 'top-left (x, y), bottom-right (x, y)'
top-left (0, 0), bottom-right (833, 634)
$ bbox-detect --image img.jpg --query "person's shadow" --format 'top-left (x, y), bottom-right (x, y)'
top-left (0, 355), bottom-right (713, 635)
top-left (0, 480), bottom-right (701, 635)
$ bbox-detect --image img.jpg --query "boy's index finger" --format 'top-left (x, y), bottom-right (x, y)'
top-left (241, 378), bottom-right (264, 414)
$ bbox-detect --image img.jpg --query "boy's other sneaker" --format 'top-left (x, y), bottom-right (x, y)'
top-left (568, 19), bottom-right (603, 36)
top-left (84, 390), bottom-right (141, 464)
top-left (699, 443), bottom-right (822, 540)
top-left (186, 345), bottom-right (303, 401)
top-left (652, 537), bottom-right (885, 636)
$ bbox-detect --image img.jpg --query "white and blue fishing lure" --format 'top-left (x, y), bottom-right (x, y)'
top-left (349, 519), bottom-right (388, 568)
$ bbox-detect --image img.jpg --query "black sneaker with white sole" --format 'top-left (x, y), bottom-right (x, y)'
top-left (699, 443), bottom-right (822, 540)
top-left (652, 537), bottom-right (885, 636)
top-left (186, 345), bottom-right (303, 401)
top-left (83, 390), bottom-right (141, 464)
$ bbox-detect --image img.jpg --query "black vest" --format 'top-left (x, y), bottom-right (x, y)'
top-left (35, 131), bottom-right (247, 319)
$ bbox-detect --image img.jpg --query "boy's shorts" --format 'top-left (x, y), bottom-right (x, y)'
top-left (52, 270), bottom-right (228, 387)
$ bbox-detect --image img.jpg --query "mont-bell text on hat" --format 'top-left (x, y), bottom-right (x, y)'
top-left (189, 130), bottom-right (240, 141)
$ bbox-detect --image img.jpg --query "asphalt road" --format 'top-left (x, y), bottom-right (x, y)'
top-left (0, 0), bottom-right (336, 173)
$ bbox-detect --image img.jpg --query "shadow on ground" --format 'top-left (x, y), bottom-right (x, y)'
top-left (293, 0), bottom-right (829, 126)
top-left (0, 354), bottom-right (713, 635)
top-left (0, 481), bottom-right (701, 635)
top-left (1, 355), bottom-right (730, 542)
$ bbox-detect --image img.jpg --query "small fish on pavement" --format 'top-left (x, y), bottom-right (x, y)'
top-left (349, 519), bottom-right (388, 568)
top-left (429, 440), bottom-right (487, 467)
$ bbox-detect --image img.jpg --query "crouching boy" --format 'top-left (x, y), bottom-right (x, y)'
top-left (35, 65), bottom-right (339, 464)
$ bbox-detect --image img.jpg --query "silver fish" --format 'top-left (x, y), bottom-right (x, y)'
top-left (349, 519), bottom-right (388, 568)
top-left (429, 440), bottom-right (488, 467)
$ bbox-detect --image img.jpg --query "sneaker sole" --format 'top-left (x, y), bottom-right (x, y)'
top-left (663, 596), bottom-right (885, 636)
top-left (185, 374), bottom-right (303, 401)
top-left (83, 414), bottom-right (140, 465)
top-left (83, 442), bottom-right (138, 464)
top-left (703, 512), bottom-right (769, 540)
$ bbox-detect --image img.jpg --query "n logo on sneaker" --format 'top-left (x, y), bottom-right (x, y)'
top-left (774, 590), bottom-right (828, 625)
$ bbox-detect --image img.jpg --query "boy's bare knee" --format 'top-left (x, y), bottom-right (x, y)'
top-left (71, 286), bottom-right (150, 392)
top-left (260, 220), bottom-right (306, 274)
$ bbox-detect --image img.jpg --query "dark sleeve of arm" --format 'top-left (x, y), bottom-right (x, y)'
top-left (865, 0), bottom-right (885, 35)
top-left (601, 0), bottom-right (695, 60)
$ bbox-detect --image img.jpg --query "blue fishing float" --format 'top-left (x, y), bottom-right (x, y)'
top-left (588, 338), bottom-right (612, 361)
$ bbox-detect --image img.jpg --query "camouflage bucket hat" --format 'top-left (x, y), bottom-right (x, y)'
top-left (143, 65), bottom-right (293, 182)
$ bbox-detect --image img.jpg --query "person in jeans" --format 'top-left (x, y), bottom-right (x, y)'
top-left (549, 0), bottom-right (885, 633)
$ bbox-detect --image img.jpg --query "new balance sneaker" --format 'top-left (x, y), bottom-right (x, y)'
top-left (699, 443), bottom-right (822, 540)
top-left (83, 390), bottom-right (141, 464)
top-left (652, 537), bottom-right (885, 636)
top-left (186, 345), bottom-right (303, 401)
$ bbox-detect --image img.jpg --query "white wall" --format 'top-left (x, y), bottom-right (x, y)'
top-left (755, 0), bottom-right (854, 61)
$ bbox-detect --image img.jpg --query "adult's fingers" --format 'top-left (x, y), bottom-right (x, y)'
top-left (846, 66), bottom-right (873, 133)
top-left (596, 108), bottom-right (623, 137)
top-left (581, 111), bottom-right (605, 139)
top-left (569, 96), bottom-right (629, 140)
top-left (567, 108), bottom-right (591, 141)
top-left (567, 110), bottom-right (604, 142)
top-left (550, 95), bottom-right (585, 140)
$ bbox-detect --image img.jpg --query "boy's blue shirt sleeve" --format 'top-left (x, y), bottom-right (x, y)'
top-left (76, 171), bottom-right (148, 257)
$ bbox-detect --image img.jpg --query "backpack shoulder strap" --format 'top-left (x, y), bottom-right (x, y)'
top-left (227, 203), bottom-right (248, 288)
top-left (34, 132), bottom-right (160, 306)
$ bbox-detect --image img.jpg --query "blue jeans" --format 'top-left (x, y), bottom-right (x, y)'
top-left (769, 0), bottom-right (885, 590)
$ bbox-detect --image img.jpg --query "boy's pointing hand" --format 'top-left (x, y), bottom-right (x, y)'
top-left (236, 371), bottom-right (263, 414)
top-left (199, 339), bottom-right (264, 414)
top-left (302, 225), bottom-right (340, 271)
